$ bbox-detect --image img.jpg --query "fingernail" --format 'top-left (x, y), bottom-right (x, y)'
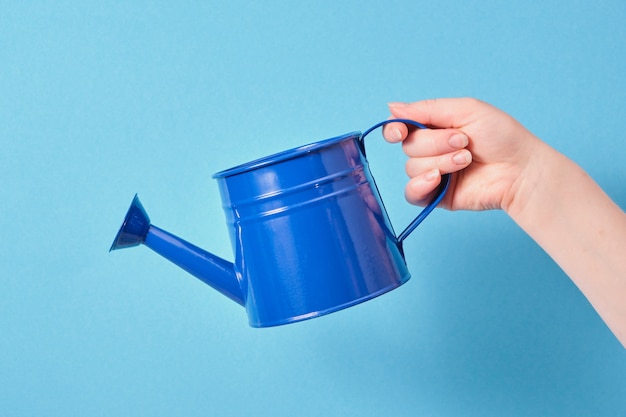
top-left (424, 168), bottom-right (440, 182)
top-left (452, 149), bottom-right (472, 165)
top-left (448, 133), bottom-right (468, 148)
top-left (388, 126), bottom-right (403, 142)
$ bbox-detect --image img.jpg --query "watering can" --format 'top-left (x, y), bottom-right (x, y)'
top-left (110, 119), bottom-right (450, 327)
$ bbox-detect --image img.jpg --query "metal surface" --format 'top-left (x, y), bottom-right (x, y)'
top-left (110, 120), bottom-right (450, 327)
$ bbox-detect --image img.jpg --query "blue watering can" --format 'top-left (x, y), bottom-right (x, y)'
top-left (110, 119), bottom-right (450, 327)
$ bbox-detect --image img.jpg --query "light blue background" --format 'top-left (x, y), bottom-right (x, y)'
top-left (1, 1), bottom-right (625, 416)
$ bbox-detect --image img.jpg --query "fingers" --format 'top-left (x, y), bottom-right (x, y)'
top-left (382, 120), bottom-right (409, 143)
top-left (403, 135), bottom-right (472, 206)
top-left (402, 128), bottom-right (468, 157)
top-left (404, 169), bottom-right (443, 206)
top-left (402, 148), bottom-right (471, 206)
top-left (382, 119), bottom-right (470, 159)
top-left (384, 123), bottom-right (472, 176)
top-left (381, 119), bottom-right (472, 206)
top-left (382, 98), bottom-right (486, 207)
top-left (405, 149), bottom-right (472, 177)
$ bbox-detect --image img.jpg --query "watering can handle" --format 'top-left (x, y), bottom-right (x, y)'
top-left (360, 119), bottom-right (452, 243)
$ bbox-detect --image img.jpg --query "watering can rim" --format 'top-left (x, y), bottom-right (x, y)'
top-left (212, 131), bottom-right (362, 179)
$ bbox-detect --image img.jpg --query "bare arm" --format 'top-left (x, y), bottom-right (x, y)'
top-left (508, 141), bottom-right (626, 345)
top-left (384, 98), bottom-right (626, 347)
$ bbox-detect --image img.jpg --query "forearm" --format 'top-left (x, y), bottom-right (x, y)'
top-left (506, 142), bottom-right (626, 346)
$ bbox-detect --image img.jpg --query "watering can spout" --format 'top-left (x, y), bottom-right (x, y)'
top-left (110, 195), bottom-right (244, 306)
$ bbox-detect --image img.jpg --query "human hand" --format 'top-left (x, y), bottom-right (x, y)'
top-left (383, 99), bottom-right (626, 347)
top-left (383, 98), bottom-right (544, 212)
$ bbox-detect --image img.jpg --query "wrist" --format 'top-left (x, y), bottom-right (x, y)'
top-left (501, 135), bottom-right (556, 220)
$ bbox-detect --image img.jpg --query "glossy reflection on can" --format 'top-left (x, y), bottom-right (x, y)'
top-left (111, 120), bottom-right (450, 327)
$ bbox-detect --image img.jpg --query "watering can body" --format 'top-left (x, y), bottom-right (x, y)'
top-left (111, 120), bottom-right (450, 327)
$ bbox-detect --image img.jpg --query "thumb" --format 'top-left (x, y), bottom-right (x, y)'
top-left (389, 98), bottom-right (482, 129)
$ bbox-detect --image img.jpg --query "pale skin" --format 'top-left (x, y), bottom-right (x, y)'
top-left (382, 98), bottom-right (626, 348)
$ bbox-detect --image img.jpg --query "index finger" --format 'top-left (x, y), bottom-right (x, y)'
top-left (381, 120), bottom-right (410, 143)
